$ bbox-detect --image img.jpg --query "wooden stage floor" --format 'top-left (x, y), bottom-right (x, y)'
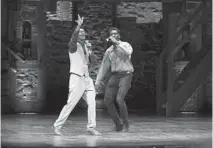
top-left (1, 112), bottom-right (212, 148)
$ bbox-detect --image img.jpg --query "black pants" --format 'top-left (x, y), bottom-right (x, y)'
top-left (104, 72), bottom-right (132, 127)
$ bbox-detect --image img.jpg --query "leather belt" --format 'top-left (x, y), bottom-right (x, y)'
top-left (112, 71), bottom-right (132, 75)
top-left (70, 72), bottom-right (82, 77)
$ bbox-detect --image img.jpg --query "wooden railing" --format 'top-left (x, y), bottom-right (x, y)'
top-left (6, 45), bottom-right (26, 69)
top-left (7, 46), bottom-right (25, 63)
top-left (166, 50), bottom-right (212, 116)
top-left (156, 0), bottom-right (211, 116)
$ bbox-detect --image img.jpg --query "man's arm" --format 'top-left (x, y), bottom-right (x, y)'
top-left (108, 36), bottom-right (133, 55)
top-left (68, 27), bottom-right (80, 53)
top-left (115, 42), bottom-right (133, 55)
top-left (68, 14), bottom-right (83, 53)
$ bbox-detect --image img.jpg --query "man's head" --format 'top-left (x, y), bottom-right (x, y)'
top-left (109, 27), bottom-right (120, 41)
top-left (78, 28), bottom-right (86, 41)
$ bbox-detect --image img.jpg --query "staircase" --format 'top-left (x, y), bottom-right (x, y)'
top-left (156, 0), bottom-right (212, 116)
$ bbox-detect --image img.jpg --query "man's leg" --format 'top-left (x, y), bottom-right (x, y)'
top-left (53, 75), bottom-right (85, 134)
top-left (104, 75), bottom-right (122, 131)
top-left (116, 73), bottom-right (132, 132)
top-left (83, 77), bottom-right (101, 135)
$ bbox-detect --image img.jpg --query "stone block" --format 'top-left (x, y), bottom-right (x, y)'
top-left (117, 2), bottom-right (162, 23)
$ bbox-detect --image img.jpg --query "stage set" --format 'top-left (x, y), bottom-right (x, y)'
top-left (1, 0), bottom-right (212, 147)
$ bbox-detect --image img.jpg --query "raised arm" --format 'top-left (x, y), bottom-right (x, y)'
top-left (108, 36), bottom-right (133, 55)
top-left (68, 14), bottom-right (83, 53)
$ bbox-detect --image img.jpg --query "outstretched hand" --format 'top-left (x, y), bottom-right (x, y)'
top-left (75, 14), bottom-right (84, 28)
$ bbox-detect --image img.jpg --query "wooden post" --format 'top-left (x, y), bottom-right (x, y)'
top-left (166, 13), bottom-right (179, 116)
top-left (36, 0), bottom-right (46, 112)
top-left (156, 3), bottom-right (171, 116)
top-left (156, 1), bottom-right (185, 116)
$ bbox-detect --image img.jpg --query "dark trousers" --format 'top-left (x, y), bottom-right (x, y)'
top-left (104, 72), bottom-right (132, 127)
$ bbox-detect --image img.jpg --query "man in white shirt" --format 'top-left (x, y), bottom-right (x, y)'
top-left (53, 14), bottom-right (101, 136)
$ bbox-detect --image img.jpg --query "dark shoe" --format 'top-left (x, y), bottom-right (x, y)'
top-left (87, 128), bottom-right (102, 136)
top-left (115, 124), bottom-right (123, 132)
top-left (122, 123), bottom-right (129, 132)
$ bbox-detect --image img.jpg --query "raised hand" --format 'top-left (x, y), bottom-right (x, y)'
top-left (75, 14), bottom-right (84, 28)
top-left (109, 36), bottom-right (118, 44)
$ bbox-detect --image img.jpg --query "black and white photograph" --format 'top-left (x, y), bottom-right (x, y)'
top-left (1, 0), bottom-right (212, 148)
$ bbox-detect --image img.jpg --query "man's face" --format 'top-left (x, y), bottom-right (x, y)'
top-left (110, 30), bottom-right (120, 40)
top-left (78, 28), bottom-right (86, 40)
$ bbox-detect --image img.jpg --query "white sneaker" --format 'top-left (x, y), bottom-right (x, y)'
top-left (53, 126), bottom-right (63, 136)
top-left (87, 128), bottom-right (101, 136)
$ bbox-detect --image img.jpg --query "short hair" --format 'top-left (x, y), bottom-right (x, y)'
top-left (109, 27), bottom-right (120, 35)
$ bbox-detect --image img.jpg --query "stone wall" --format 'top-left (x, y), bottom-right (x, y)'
top-left (15, 0), bottom-right (38, 59)
top-left (12, 67), bottom-right (42, 113)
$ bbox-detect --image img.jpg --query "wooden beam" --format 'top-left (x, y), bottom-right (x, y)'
top-left (166, 51), bottom-right (212, 116)
top-left (36, 0), bottom-right (45, 68)
top-left (174, 48), bottom-right (206, 83)
top-left (165, 13), bottom-right (179, 116)
top-left (6, 47), bottom-right (26, 63)
top-left (156, 57), bottom-right (165, 115)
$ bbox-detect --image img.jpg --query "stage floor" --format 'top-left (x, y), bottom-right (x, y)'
top-left (1, 112), bottom-right (212, 148)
